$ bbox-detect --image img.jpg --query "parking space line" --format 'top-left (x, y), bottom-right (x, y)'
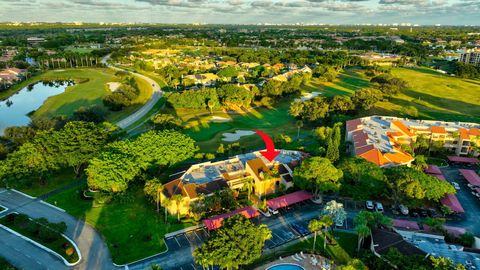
top-left (193, 231), bottom-right (202, 241)
top-left (191, 263), bottom-right (197, 269)
top-left (174, 236), bottom-right (182, 247)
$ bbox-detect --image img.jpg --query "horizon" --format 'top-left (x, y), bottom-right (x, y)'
top-left (0, 0), bottom-right (479, 26)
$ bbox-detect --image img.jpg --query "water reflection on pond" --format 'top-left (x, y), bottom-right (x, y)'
top-left (0, 80), bottom-right (73, 135)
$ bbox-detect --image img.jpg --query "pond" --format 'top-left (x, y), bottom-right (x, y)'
top-left (0, 80), bottom-right (73, 135)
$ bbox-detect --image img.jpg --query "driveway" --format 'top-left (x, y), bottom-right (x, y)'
top-left (0, 189), bottom-right (118, 270)
top-left (101, 55), bottom-right (163, 129)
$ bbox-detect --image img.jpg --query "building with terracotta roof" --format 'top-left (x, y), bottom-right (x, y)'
top-left (160, 150), bottom-right (306, 216)
top-left (346, 116), bottom-right (480, 167)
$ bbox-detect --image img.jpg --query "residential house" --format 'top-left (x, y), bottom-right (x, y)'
top-left (160, 150), bottom-right (305, 216)
top-left (346, 116), bottom-right (480, 167)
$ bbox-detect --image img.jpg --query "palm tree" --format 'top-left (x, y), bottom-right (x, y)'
top-left (308, 219), bottom-right (322, 250)
top-left (320, 215), bottom-right (333, 250)
top-left (172, 194), bottom-right (183, 221)
top-left (296, 120), bottom-right (303, 140)
top-left (150, 264), bottom-right (162, 270)
top-left (163, 197), bottom-right (171, 223)
top-left (144, 179), bottom-right (164, 213)
top-left (207, 99), bottom-right (216, 114)
top-left (355, 224), bottom-right (370, 252)
top-left (243, 177), bottom-right (254, 201)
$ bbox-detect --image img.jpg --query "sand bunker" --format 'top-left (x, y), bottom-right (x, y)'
top-left (222, 130), bottom-right (255, 142)
top-left (107, 82), bottom-right (121, 92)
top-left (210, 116), bottom-right (231, 123)
top-left (295, 91), bottom-right (321, 102)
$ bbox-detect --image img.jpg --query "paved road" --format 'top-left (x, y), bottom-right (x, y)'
top-left (0, 189), bottom-right (118, 270)
top-left (101, 55), bottom-right (163, 129)
top-left (0, 228), bottom-right (68, 270)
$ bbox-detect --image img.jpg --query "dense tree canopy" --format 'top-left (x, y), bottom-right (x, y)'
top-left (384, 166), bottom-right (455, 205)
top-left (86, 130), bottom-right (198, 193)
top-left (338, 157), bottom-right (386, 200)
top-left (193, 215), bottom-right (271, 270)
top-left (293, 157), bottom-right (343, 199)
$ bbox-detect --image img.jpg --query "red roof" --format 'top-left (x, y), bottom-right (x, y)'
top-left (393, 219), bottom-right (420, 231)
top-left (448, 156), bottom-right (479, 164)
top-left (443, 225), bottom-right (467, 236)
top-left (346, 119), bottom-right (362, 132)
top-left (440, 194), bottom-right (464, 213)
top-left (267, 191), bottom-right (313, 210)
top-left (203, 206), bottom-right (259, 230)
top-left (459, 169), bottom-right (480, 186)
top-left (424, 165), bottom-right (442, 175)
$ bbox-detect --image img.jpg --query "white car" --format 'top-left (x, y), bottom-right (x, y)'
top-left (399, 204), bottom-right (409, 215)
top-left (366, 200), bottom-right (374, 211)
top-left (268, 207), bottom-right (279, 215)
top-left (375, 202), bottom-right (384, 212)
top-left (452, 182), bottom-right (461, 190)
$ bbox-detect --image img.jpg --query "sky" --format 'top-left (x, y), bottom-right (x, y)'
top-left (0, 0), bottom-right (479, 25)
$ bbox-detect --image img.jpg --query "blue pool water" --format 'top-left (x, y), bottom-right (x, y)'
top-left (266, 264), bottom-right (305, 270)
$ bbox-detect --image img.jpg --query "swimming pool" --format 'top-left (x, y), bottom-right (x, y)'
top-left (266, 263), bottom-right (305, 270)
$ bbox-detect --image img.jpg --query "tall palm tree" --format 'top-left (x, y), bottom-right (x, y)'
top-left (308, 219), bottom-right (322, 250)
top-left (243, 177), bottom-right (254, 201)
top-left (320, 215), bottom-right (333, 250)
top-left (355, 224), bottom-right (370, 252)
top-left (296, 120), bottom-right (303, 140)
top-left (163, 197), bottom-right (171, 223)
top-left (172, 194), bottom-right (183, 221)
top-left (144, 180), bottom-right (164, 213)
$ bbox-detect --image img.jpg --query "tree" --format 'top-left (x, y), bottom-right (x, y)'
top-left (293, 157), bottom-right (343, 201)
top-left (319, 215), bottom-right (333, 250)
top-left (355, 224), bottom-right (370, 252)
top-left (308, 219), bottom-right (322, 250)
top-left (295, 120), bottom-right (303, 140)
top-left (351, 88), bottom-right (383, 111)
top-left (87, 130), bottom-right (198, 193)
top-left (337, 157), bottom-right (386, 200)
top-left (322, 200), bottom-right (347, 230)
top-left (193, 215), bottom-right (272, 270)
top-left (207, 99), bottom-right (216, 114)
top-left (289, 101), bottom-right (304, 117)
top-left (150, 114), bottom-right (182, 130)
top-left (172, 194), bottom-right (183, 221)
top-left (144, 178), bottom-right (164, 213)
top-left (384, 166), bottom-right (455, 205)
top-left (242, 177), bottom-right (254, 201)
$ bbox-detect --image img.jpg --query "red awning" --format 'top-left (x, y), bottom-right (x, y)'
top-left (440, 194), bottom-right (465, 213)
top-left (459, 169), bottom-right (480, 186)
top-left (393, 219), bottom-right (420, 230)
top-left (203, 206), bottom-right (259, 231)
top-left (267, 190), bottom-right (313, 210)
top-left (424, 165), bottom-right (442, 175)
top-left (448, 156), bottom-right (480, 164)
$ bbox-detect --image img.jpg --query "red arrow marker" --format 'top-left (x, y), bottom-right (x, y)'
top-left (255, 130), bottom-right (280, 162)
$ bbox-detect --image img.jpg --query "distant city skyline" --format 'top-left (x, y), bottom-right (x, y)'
top-left (0, 0), bottom-right (479, 26)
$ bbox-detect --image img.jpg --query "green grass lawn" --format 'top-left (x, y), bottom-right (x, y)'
top-left (251, 231), bottom-right (357, 268)
top-left (178, 98), bottom-right (312, 152)
top-left (2, 68), bottom-right (154, 125)
top-left (15, 169), bottom-right (82, 197)
top-left (26, 69), bottom-right (117, 119)
top-left (373, 67), bottom-right (480, 123)
top-left (305, 67), bottom-right (480, 123)
top-left (46, 184), bottom-right (192, 264)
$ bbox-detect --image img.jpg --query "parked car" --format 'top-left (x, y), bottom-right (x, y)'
top-left (420, 209), bottom-right (429, 218)
top-left (291, 223), bottom-right (309, 235)
top-left (366, 200), bottom-right (374, 211)
top-left (409, 209), bottom-right (419, 218)
top-left (268, 207), bottom-right (279, 215)
top-left (399, 204), bottom-right (409, 215)
top-left (375, 202), bottom-right (384, 212)
top-left (452, 182), bottom-right (461, 190)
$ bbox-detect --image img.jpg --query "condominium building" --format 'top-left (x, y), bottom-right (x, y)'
top-left (346, 116), bottom-right (480, 167)
top-left (459, 49), bottom-right (480, 66)
top-left (161, 150), bottom-right (306, 216)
